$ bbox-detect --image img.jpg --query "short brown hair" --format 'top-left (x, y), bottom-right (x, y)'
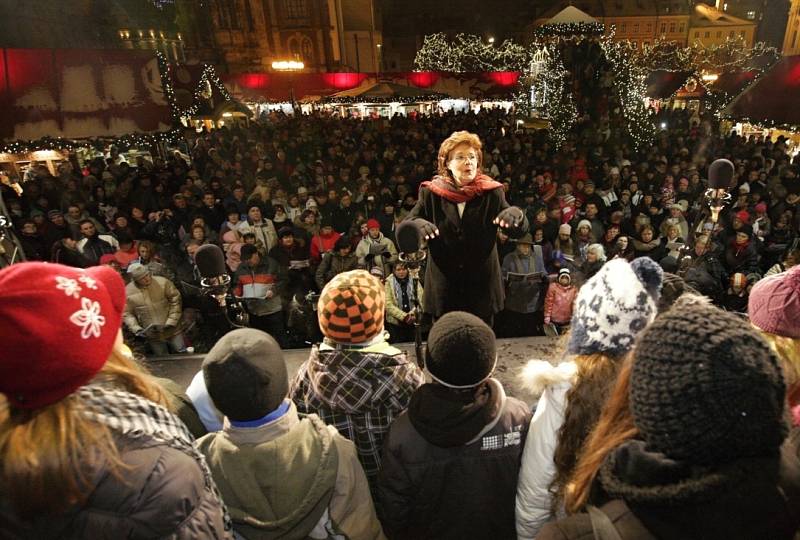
top-left (437, 131), bottom-right (483, 178)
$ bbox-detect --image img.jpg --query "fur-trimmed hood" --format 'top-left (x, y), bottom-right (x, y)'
top-left (520, 359), bottom-right (577, 396)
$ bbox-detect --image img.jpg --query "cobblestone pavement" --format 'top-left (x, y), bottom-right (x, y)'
top-left (144, 335), bottom-right (566, 407)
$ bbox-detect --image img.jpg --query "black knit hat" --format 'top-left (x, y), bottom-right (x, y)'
top-left (426, 311), bottom-right (496, 388)
top-left (630, 299), bottom-right (787, 465)
top-left (203, 328), bottom-right (287, 422)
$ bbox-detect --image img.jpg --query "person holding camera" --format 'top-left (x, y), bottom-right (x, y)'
top-left (356, 218), bottom-right (397, 277)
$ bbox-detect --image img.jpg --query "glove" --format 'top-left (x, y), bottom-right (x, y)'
top-left (493, 207), bottom-right (525, 229)
top-left (416, 219), bottom-right (440, 240)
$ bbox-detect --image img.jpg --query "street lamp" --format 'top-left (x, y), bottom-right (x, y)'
top-left (377, 43), bottom-right (382, 76)
top-left (272, 60), bottom-right (305, 112)
top-left (488, 36), bottom-right (495, 44)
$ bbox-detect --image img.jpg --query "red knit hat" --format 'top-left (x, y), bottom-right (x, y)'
top-left (0, 262), bottom-right (126, 409)
top-left (366, 218), bottom-right (381, 230)
top-left (749, 265), bottom-right (800, 338)
top-left (735, 210), bottom-right (751, 224)
top-left (318, 270), bottom-right (385, 343)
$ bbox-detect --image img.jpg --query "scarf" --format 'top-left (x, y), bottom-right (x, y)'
top-left (420, 174), bottom-right (503, 203)
top-left (392, 275), bottom-right (414, 312)
top-left (408, 379), bottom-right (502, 447)
top-left (77, 385), bottom-right (232, 532)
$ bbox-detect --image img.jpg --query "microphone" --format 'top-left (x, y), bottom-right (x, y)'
top-left (705, 159), bottom-right (734, 223)
top-left (396, 220), bottom-right (427, 269)
top-left (195, 244), bottom-right (231, 306)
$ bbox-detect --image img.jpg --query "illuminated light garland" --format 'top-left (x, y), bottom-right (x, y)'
top-left (414, 33), bottom-right (529, 72)
top-left (600, 36), bottom-right (655, 151)
top-left (155, 51), bottom-right (233, 120)
top-left (641, 37), bottom-right (778, 74)
top-left (0, 129), bottom-right (184, 154)
top-left (532, 22), bottom-right (606, 38)
top-left (321, 93), bottom-right (450, 104)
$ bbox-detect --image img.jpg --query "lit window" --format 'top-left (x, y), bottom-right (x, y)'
top-left (670, 22), bottom-right (676, 33)
top-left (301, 38), bottom-right (314, 64)
top-left (746, 10), bottom-right (756, 19)
top-left (285, 0), bottom-right (309, 19)
top-left (723, 2), bottom-right (728, 10)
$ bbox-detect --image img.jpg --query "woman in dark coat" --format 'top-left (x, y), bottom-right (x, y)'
top-left (405, 131), bottom-right (527, 323)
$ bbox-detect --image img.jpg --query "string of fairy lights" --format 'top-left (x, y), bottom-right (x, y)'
top-left (413, 27), bottom-right (777, 149)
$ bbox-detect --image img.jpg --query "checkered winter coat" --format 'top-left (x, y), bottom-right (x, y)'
top-left (290, 343), bottom-right (425, 491)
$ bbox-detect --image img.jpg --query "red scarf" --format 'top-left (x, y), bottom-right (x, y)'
top-left (420, 174), bottom-right (503, 203)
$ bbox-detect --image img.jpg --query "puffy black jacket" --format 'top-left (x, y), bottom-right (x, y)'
top-left (377, 381), bottom-right (531, 540)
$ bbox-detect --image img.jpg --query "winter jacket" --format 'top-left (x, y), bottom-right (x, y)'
top-left (501, 248), bottom-right (547, 314)
top-left (0, 401), bottom-right (230, 539)
top-left (536, 434), bottom-right (800, 540)
top-left (356, 233), bottom-right (398, 278)
top-left (378, 379), bottom-right (532, 540)
top-left (290, 341), bottom-right (425, 491)
top-left (516, 361), bottom-right (578, 539)
top-left (543, 283), bottom-right (578, 325)
top-left (632, 237), bottom-right (665, 262)
top-left (196, 401), bottom-right (385, 540)
top-left (315, 251), bottom-right (359, 289)
top-left (233, 258), bottom-right (282, 316)
top-left (385, 274), bottom-right (424, 326)
top-left (237, 219), bottom-right (278, 254)
top-left (723, 240), bottom-right (760, 277)
top-left (123, 275), bottom-right (182, 333)
top-left (405, 185), bottom-right (528, 320)
top-left (77, 234), bottom-right (118, 264)
top-left (310, 231), bottom-right (342, 264)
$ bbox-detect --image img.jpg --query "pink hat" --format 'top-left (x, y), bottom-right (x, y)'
top-left (749, 265), bottom-right (800, 338)
top-left (0, 263), bottom-right (126, 408)
top-left (755, 202), bottom-right (768, 214)
top-left (559, 223), bottom-right (572, 235)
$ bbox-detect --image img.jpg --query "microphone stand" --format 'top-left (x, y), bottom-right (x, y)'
top-left (400, 250), bottom-right (426, 369)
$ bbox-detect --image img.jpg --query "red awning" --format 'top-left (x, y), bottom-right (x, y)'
top-left (722, 57), bottom-right (800, 128)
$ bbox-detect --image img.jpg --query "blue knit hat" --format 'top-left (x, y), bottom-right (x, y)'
top-left (568, 257), bottom-right (663, 356)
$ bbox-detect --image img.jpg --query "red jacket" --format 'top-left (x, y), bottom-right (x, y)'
top-left (310, 231), bottom-right (341, 263)
top-left (544, 282), bottom-right (578, 325)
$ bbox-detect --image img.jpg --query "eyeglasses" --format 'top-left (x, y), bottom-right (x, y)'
top-left (450, 154), bottom-right (478, 163)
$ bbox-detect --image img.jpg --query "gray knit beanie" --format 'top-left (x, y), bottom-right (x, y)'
top-left (630, 299), bottom-right (787, 465)
top-left (203, 328), bottom-right (287, 421)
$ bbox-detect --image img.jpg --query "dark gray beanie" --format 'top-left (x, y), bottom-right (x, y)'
top-left (426, 311), bottom-right (496, 387)
top-left (203, 328), bottom-right (287, 421)
top-left (631, 299), bottom-right (787, 465)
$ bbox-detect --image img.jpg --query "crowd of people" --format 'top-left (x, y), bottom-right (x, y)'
top-left (1, 250), bottom-right (798, 538)
top-left (4, 105), bottom-right (800, 353)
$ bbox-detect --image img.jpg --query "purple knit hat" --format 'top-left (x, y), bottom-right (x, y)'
top-left (749, 265), bottom-right (800, 338)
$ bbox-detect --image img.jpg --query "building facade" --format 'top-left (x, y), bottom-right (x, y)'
top-left (689, 3), bottom-right (756, 47)
top-left (784, 0), bottom-right (800, 54)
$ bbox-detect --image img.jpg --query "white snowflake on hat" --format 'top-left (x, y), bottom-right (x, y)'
top-left (69, 298), bottom-right (106, 339)
top-left (78, 275), bottom-right (98, 290)
top-left (55, 276), bottom-right (82, 299)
